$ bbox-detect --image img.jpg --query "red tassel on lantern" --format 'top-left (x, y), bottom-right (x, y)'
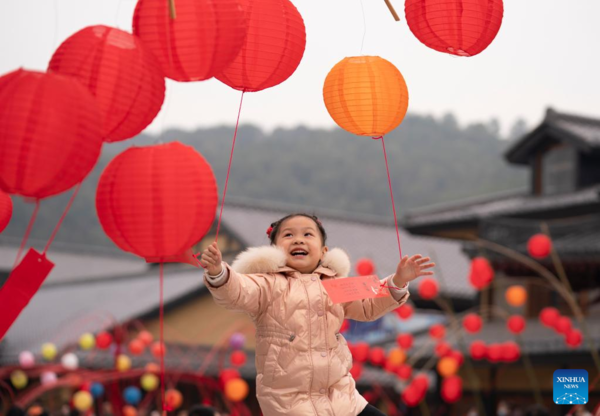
top-left (96, 142), bottom-right (218, 261)
top-left (49, 26), bottom-right (165, 142)
top-left (216, 0), bottom-right (306, 92)
top-left (405, 0), bottom-right (504, 57)
top-left (0, 70), bottom-right (102, 199)
top-left (133, 0), bottom-right (247, 82)
top-left (0, 190), bottom-right (12, 233)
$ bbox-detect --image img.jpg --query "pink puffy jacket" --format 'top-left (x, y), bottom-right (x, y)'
top-left (204, 246), bottom-right (409, 416)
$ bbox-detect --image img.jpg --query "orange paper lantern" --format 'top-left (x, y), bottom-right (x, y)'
top-left (437, 357), bottom-right (459, 378)
top-left (323, 56), bottom-right (409, 137)
top-left (165, 389), bottom-right (183, 410)
top-left (224, 378), bottom-right (249, 402)
top-left (387, 348), bottom-right (407, 367)
top-left (505, 285), bottom-right (527, 307)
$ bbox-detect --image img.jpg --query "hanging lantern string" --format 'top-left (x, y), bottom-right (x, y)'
top-left (159, 262), bottom-right (167, 415)
top-left (214, 91), bottom-right (245, 243)
top-left (169, 0), bottom-right (177, 19)
top-left (372, 135), bottom-right (403, 259)
top-left (13, 200), bottom-right (41, 269)
top-left (43, 182), bottom-right (82, 254)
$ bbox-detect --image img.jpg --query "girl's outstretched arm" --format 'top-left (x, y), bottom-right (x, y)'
top-left (200, 242), bottom-right (271, 320)
top-left (343, 254), bottom-right (435, 322)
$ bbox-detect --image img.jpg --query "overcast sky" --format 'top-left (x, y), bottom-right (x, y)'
top-left (2, 0), bottom-right (599, 136)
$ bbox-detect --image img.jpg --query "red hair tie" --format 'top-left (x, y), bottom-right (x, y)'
top-left (266, 226), bottom-right (273, 237)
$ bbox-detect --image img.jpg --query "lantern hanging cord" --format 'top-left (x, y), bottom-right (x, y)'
top-left (13, 200), bottom-right (40, 269)
top-left (360, 0), bottom-right (367, 55)
top-left (372, 135), bottom-right (403, 259)
top-left (44, 182), bottom-right (82, 255)
top-left (214, 91), bottom-right (245, 243)
top-left (159, 262), bottom-right (167, 414)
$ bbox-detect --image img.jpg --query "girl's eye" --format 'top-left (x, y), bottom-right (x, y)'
top-left (284, 233), bottom-right (292, 237)
top-left (305, 233), bottom-right (313, 237)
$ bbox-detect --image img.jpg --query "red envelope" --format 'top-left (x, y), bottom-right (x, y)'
top-left (0, 248), bottom-right (55, 341)
top-left (322, 275), bottom-right (390, 304)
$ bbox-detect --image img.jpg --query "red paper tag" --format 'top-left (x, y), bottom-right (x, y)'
top-left (322, 275), bottom-right (390, 304)
top-left (0, 248), bottom-right (54, 341)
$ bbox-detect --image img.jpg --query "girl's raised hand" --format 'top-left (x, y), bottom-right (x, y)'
top-left (393, 254), bottom-right (435, 287)
top-left (200, 242), bottom-right (223, 276)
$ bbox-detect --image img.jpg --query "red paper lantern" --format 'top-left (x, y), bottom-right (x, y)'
top-left (151, 341), bottom-right (166, 358)
top-left (507, 315), bottom-right (526, 334)
top-left (0, 190), bottom-right (12, 233)
top-left (412, 374), bottom-right (429, 396)
top-left (369, 347), bottom-right (386, 367)
top-left (418, 278), bottom-right (439, 300)
top-left (502, 341), bottom-right (520, 362)
top-left (49, 25), bottom-right (165, 142)
top-left (128, 339), bottom-right (145, 356)
top-left (396, 364), bottom-right (412, 380)
top-left (230, 350), bottom-right (247, 367)
top-left (539, 307), bottom-right (559, 328)
top-left (402, 385), bottom-right (421, 407)
top-left (441, 375), bottom-right (463, 403)
top-left (469, 341), bottom-right (487, 360)
top-left (216, 0), bottom-right (306, 92)
top-left (395, 303), bottom-right (413, 320)
top-left (429, 323), bottom-right (445, 339)
top-left (449, 350), bottom-right (464, 367)
top-left (353, 342), bottom-right (370, 363)
top-left (349, 362), bottom-right (363, 380)
top-left (219, 368), bottom-right (241, 388)
top-left (434, 341), bottom-right (451, 357)
top-left (133, 0), bottom-right (246, 82)
top-left (0, 69), bottom-right (102, 199)
top-left (165, 389), bottom-right (183, 410)
top-left (554, 316), bottom-right (572, 335)
top-left (468, 257), bottom-right (494, 290)
top-left (138, 330), bottom-right (154, 346)
top-left (462, 313), bottom-right (483, 333)
top-left (405, 0), bottom-right (504, 57)
top-left (96, 142), bottom-right (218, 261)
top-left (397, 333), bottom-right (413, 350)
top-left (96, 332), bottom-right (113, 350)
top-left (356, 258), bottom-right (375, 276)
top-left (527, 234), bottom-right (552, 259)
top-left (565, 329), bottom-right (583, 348)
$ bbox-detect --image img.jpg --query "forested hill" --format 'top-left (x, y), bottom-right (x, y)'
top-left (1, 114), bottom-right (528, 248)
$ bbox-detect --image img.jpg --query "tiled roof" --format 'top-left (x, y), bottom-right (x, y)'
top-left (506, 108), bottom-right (600, 165)
top-left (221, 197), bottom-right (474, 299)
top-left (0, 267), bottom-right (205, 364)
top-left (402, 185), bottom-right (600, 229)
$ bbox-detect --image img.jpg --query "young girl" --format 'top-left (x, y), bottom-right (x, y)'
top-left (200, 213), bottom-right (435, 416)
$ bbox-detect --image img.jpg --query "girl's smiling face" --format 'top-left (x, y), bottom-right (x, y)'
top-left (274, 216), bottom-right (328, 274)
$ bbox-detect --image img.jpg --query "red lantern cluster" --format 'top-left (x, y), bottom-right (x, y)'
top-left (128, 339), bottom-right (145, 356)
top-left (133, 0), bottom-right (246, 82)
top-left (356, 258), bottom-right (375, 276)
top-left (49, 25), bottom-right (165, 142)
top-left (418, 278), bottom-right (439, 300)
top-left (402, 374), bottom-right (429, 406)
top-left (230, 350), bottom-right (247, 367)
top-left (527, 234), bottom-right (552, 259)
top-left (405, 0), bottom-right (504, 57)
top-left (350, 362), bottom-right (363, 380)
top-left (0, 190), bottom-right (12, 233)
top-left (434, 341), bottom-right (451, 357)
top-left (462, 313), bottom-right (483, 333)
top-left (539, 308), bottom-right (582, 348)
top-left (470, 340), bottom-right (520, 363)
top-left (216, 0), bottom-right (306, 92)
top-left (0, 70), bottom-right (103, 199)
top-left (96, 332), bottom-right (113, 350)
top-left (368, 347), bottom-right (386, 367)
top-left (396, 363), bottom-right (412, 380)
top-left (352, 342), bottom-right (370, 363)
top-left (96, 142), bottom-right (218, 261)
top-left (468, 257), bottom-right (494, 290)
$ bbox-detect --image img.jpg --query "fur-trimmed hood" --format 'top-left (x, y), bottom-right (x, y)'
top-left (231, 245), bottom-right (351, 277)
